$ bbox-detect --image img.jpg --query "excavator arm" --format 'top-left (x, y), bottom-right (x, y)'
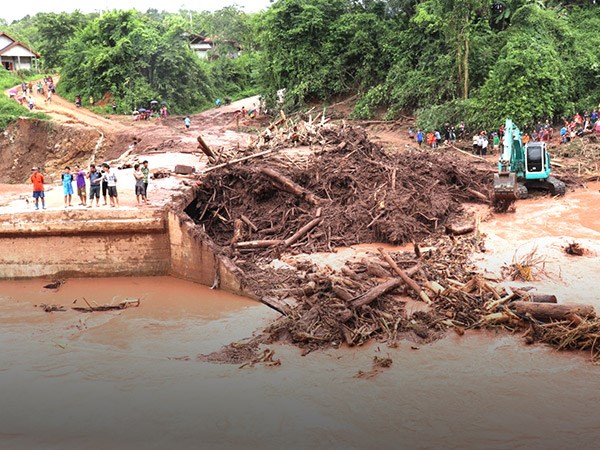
top-left (493, 119), bottom-right (523, 204)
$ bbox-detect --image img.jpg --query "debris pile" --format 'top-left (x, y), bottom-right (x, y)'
top-left (204, 234), bottom-right (600, 364)
top-left (190, 123), bottom-right (493, 257)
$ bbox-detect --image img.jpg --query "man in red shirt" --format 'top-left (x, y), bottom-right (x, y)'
top-left (30, 167), bottom-right (45, 210)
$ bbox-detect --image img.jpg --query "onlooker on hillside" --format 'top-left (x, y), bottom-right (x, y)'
top-left (30, 167), bottom-right (45, 210)
top-left (184, 116), bottom-right (191, 130)
top-left (133, 164), bottom-right (146, 206)
top-left (27, 96), bottom-right (35, 110)
top-left (416, 129), bottom-right (424, 146)
top-left (141, 160), bottom-right (150, 201)
top-left (101, 163), bottom-right (119, 208)
top-left (433, 130), bottom-right (441, 148)
top-left (493, 133), bottom-right (500, 153)
top-left (87, 164), bottom-right (102, 207)
top-left (74, 164), bottom-right (87, 206)
top-left (472, 134), bottom-right (480, 154)
top-left (61, 166), bottom-right (74, 208)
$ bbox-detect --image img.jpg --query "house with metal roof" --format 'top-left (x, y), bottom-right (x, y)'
top-left (0, 32), bottom-right (41, 71)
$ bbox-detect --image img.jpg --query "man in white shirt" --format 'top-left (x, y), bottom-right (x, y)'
top-left (101, 163), bottom-right (119, 208)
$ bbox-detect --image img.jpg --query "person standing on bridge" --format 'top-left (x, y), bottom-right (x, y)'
top-left (87, 164), bottom-right (102, 207)
top-left (141, 160), bottom-right (150, 202)
top-left (133, 164), bottom-right (146, 206)
top-left (74, 164), bottom-right (87, 207)
top-left (61, 166), bottom-right (74, 208)
top-left (30, 167), bottom-right (45, 210)
top-left (101, 163), bottom-right (119, 208)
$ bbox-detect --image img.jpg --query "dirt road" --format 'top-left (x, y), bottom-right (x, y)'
top-left (2, 80), bottom-right (261, 211)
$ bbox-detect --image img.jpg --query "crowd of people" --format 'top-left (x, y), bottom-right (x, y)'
top-left (9, 76), bottom-right (55, 110)
top-left (29, 161), bottom-right (151, 210)
top-left (408, 110), bottom-right (600, 156)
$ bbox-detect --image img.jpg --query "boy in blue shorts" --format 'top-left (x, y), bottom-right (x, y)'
top-left (61, 166), bottom-right (74, 208)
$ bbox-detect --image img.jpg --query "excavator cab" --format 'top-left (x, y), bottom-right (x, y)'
top-left (492, 119), bottom-right (565, 209)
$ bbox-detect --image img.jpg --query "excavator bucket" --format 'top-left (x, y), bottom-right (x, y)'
top-left (493, 172), bottom-right (517, 203)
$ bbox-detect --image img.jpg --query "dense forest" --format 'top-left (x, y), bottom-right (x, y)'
top-left (2, 1), bottom-right (600, 130)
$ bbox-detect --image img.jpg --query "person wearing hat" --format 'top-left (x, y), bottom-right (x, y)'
top-left (30, 167), bottom-right (45, 210)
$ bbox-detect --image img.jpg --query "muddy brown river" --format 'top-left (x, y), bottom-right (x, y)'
top-left (1, 276), bottom-right (600, 449)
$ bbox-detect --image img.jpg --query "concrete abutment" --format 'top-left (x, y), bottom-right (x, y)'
top-left (0, 188), bottom-right (245, 296)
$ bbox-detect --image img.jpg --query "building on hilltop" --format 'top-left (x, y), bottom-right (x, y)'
top-left (188, 34), bottom-right (241, 60)
top-left (0, 32), bottom-right (41, 71)
top-left (189, 34), bottom-right (214, 59)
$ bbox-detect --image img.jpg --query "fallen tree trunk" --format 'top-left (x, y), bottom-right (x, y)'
top-left (466, 187), bottom-right (489, 203)
top-left (517, 293), bottom-right (558, 304)
top-left (284, 218), bottom-right (322, 247)
top-left (350, 278), bottom-right (404, 309)
top-left (73, 298), bottom-right (140, 312)
top-left (197, 135), bottom-right (216, 158)
top-left (234, 239), bottom-right (284, 249)
top-left (259, 167), bottom-right (321, 205)
top-left (202, 150), bottom-right (273, 174)
top-left (240, 214), bottom-right (258, 232)
top-left (449, 145), bottom-right (487, 161)
top-left (511, 301), bottom-right (595, 321)
top-left (445, 222), bottom-right (475, 236)
top-left (378, 248), bottom-right (432, 305)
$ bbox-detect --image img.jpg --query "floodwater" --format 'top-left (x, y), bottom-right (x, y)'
top-left (476, 182), bottom-right (600, 312)
top-left (2, 277), bottom-right (600, 449)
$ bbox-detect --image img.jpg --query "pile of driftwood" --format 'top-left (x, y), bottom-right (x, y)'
top-left (552, 137), bottom-right (600, 183)
top-left (191, 123), bottom-right (492, 258)
top-left (203, 235), bottom-right (598, 364)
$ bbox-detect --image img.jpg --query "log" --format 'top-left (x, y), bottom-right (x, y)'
top-left (510, 301), bottom-right (595, 321)
top-left (202, 150), bottom-right (273, 174)
top-left (174, 164), bottom-right (195, 175)
top-left (378, 248), bottom-right (432, 305)
top-left (350, 278), bottom-right (404, 309)
top-left (466, 187), bottom-right (489, 203)
top-left (197, 135), bottom-right (215, 158)
top-left (259, 167), bottom-right (321, 205)
top-left (364, 260), bottom-right (392, 279)
top-left (450, 144), bottom-right (487, 161)
top-left (73, 298), bottom-right (140, 312)
top-left (240, 214), bottom-right (258, 232)
top-left (445, 222), bottom-right (475, 236)
top-left (234, 239), bottom-right (284, 249)
top-left (332, 285), bottom-right (354, 302)
top-left (519, 293), bottom-right (558, 304)
top-left (283, 218), bottom-right (322, 247)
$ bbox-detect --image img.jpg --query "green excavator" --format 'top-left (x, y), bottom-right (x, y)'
top-left (493, 119), bottom-right (565, 206)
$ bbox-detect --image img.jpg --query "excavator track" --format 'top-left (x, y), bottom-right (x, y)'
top-left (524, 176), bottom-right (566, 197)
top-left (546, 176), bottom-right (566, 196)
